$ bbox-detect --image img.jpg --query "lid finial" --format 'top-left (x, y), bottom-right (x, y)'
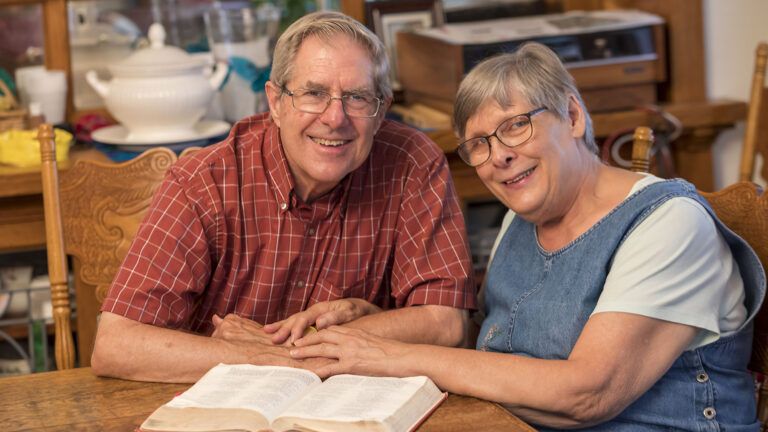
top-left (148, 23), bottom-right (166, 49)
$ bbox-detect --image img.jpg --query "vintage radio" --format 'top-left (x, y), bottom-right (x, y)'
top-left (396, 10), bottom-right (666, 113)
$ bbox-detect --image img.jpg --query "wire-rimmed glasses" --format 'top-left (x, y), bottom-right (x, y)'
top-left (457, 107), bottom-right (548, 167)
top-left (282, 87), bottom-right (382, 118)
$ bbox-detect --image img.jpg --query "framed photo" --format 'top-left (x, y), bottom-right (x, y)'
top-left (365, 0), bottom-right (444, 90)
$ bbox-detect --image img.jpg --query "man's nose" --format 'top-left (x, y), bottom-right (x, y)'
top-left (319, 97), bottom-right (348, 127)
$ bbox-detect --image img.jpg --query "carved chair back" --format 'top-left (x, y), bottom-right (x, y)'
top-left (742, 42), bottom-right (768, 183)
top-left (38, 124), bottom-right (181, 369)
top-left (632, 126), bottom-right (768, 423)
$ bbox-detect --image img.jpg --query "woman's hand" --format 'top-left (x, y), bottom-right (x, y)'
top-left (289, 326), bottom-right (408, 378)
top-left (263, 299), bottom-right (381, 345)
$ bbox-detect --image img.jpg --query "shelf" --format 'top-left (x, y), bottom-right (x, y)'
top-left (0, 319), bottom-right (59, 340)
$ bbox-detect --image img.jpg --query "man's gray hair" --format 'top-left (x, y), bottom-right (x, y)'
top-left (453, 42), bottom-right (596, 154)
top-left (270, 11), bottom-right (392, 101)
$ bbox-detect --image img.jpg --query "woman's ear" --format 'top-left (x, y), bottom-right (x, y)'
top-left (265, 81), bottom-right (283, 127)
top-left (567, 94), bottom-right (586, 139)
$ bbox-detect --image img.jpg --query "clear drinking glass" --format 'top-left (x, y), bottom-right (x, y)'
top-left (204, 4), bottom-right (280, 122)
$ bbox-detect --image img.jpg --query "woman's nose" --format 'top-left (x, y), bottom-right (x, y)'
top-left (489, 136), bottom-right (517, 166)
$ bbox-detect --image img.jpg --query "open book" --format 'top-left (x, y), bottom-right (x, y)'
top-left (140, 363), bottom-right (447, 432)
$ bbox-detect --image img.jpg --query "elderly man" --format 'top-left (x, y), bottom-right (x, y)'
top-left (90, 11), bottom-right (475, 383)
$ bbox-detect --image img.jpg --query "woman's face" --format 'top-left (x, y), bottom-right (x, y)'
top-left (466, 89), bottom-right (587, 225)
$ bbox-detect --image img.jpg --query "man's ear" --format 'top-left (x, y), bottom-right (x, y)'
top-left (373, 97), bottom-right (393, 133)
top-left (567, 94), bottom-right (586, 140)
top-left (265, 81), bottom-right (283, 127)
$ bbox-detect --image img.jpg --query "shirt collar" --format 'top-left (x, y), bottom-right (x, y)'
top-left (264, 121), bottom-right (354, 216)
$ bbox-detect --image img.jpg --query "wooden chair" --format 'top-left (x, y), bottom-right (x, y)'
top-left (741, 42), bottom-right (768, 182)
top-left (632, 126), bottom-right (768, 423)
top-left (38, 124), bottom-right (183, 369)
top-left (630, 126), bottom-right (654, 173)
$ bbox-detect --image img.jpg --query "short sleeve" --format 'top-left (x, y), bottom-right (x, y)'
top-left (101, 171), bottom-right (213, 328)
top-left (391, 134), bottom-right (476, 310)
top-left (594, 197), bottom-right (747, 349)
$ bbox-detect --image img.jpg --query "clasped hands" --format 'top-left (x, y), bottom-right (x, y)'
top-left (210, 298), bottom-right (397, 376)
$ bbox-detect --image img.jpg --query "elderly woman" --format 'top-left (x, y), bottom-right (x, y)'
top-left (288, 42), bottom-right (766, 430)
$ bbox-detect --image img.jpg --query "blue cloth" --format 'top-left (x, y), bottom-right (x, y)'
top-left (480, 179), bottom-right (765, 431)
top-left (223, 56), bottom-right (271, 93)
top-left (92, 132), bottom-right (226, 162)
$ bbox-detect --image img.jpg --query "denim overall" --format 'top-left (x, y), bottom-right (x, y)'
top-left (478, 179), bottom-right (766, 431)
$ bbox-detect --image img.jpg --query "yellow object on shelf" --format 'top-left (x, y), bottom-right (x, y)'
top-left (0, 128), bottom-right (71, 167)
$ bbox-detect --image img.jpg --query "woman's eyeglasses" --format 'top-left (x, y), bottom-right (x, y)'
top-left (457, 107), bottom-right (547, 167)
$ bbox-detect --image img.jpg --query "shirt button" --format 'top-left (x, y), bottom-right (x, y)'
top-left (280, 202), bottom-right (288, 210)
top-left (696, 373), bottom-right (709, 383)
top-left (296, 280), bottom-right (305, 288)
top-left (308, 227), bottom-right (316, 236)
top-left (703, 407), bottom-right (716, 420)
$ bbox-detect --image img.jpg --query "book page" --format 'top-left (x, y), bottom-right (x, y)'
top-left (166, 364), bottom-right (321, 423)
top-left (278, 375), bottom-right (434, 422)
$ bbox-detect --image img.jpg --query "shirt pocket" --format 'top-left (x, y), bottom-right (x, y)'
top-left (313, 278), bottom-right (367, 302)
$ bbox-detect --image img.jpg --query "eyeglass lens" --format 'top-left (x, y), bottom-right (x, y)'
top-left (458, 115), bottom-right (533, 166)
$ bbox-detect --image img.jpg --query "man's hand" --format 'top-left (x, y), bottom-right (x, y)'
top-left (210, 313), bottom-right (339, 371)
top-left (212, 314), bottom-right (281, 345)
top-left (263, 299), bottom-right (382, 345)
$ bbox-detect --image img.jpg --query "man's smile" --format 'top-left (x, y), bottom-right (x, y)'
top-left (311, 136), bottom-right (351, 147)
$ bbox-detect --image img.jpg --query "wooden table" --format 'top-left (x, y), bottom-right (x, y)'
top-left (0, 367), bottom-right (535, 431)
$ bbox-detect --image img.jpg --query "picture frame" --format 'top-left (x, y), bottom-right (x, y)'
top-left (365, 0), bottom-right (444, 90)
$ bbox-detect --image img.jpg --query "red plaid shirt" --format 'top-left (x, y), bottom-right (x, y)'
top-left (102, 113), bottom-right (476, 334)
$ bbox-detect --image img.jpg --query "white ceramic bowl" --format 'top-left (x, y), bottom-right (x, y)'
top-left (87, 23), bottom-right (228, 141)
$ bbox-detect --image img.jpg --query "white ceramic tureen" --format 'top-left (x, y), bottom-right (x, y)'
top-left (87, 23), bottom-right (228, 142)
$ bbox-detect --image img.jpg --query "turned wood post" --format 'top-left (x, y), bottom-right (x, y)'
top-left (38, 124), bottom-right (76, 369)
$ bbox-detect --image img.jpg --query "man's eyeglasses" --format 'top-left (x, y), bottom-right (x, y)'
top-left (457, 107), bottom-right (548, 167)
top-left (282, 87), bottom-right (382, 118)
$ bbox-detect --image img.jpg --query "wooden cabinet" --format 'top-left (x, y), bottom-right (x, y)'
top-left (402, 0), bottom-right (744, 199)
top-left (557, 0), bottom-right (707, 104)
top-left (3, 0), bottom-right (746, 198)
top-left (0, 0), bottom-right (126, 124)
top-left (0, 0), bottom-right (71, 113)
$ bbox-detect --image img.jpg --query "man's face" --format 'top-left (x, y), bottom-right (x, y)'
top-left (266, 35), bottom-right (388, 202)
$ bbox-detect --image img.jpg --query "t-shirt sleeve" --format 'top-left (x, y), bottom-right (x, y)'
top-left (100, 170), bottom-right (213, 328)
top-left (391, 134), bottom-right (476, 310)
top-left (594, 196), bottom-right (747, 348)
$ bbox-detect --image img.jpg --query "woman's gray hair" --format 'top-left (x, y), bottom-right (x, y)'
top-left (453, 42), bottom-right (597, 154)
top-left (270, 11), bottom-right (392, 101)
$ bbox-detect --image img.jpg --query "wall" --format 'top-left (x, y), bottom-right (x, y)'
top-left (704, 0), bottom-right (768, 188)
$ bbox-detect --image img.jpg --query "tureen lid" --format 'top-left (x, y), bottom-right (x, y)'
top-left (109, 23), bottom-right (205, 77)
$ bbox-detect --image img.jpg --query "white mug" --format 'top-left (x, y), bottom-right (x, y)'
top-left (26, 70), bottom-right (67, 124)
top-left (13, 65), bottom-right (46, 108)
